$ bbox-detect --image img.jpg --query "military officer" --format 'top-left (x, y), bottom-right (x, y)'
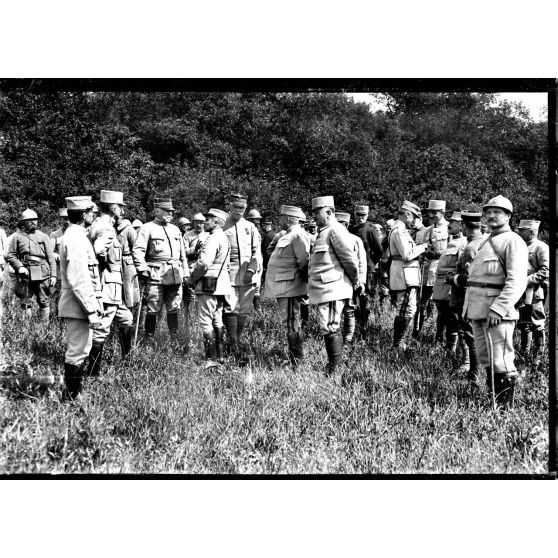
top-left (132, 219), bottom-right (143, 233)
top-left (265, 205), bottom-right (310, 367)
top-left (177, 216), bottom-right (191, 235)
top-left (463, 195), bottom-right (528, 407)
top-left (247, 209), bottom-right (264, 311)
top-left (308, 196), bottom-right (360, 376)
top-left (115, 216), bottom-right (140, 310)
top-left (58, 196), bottom-right (103, 400)
top-left (349, 204), bottom-right (383, 334)
top-left (336, 212), bottom-right (367, 344)
top-left (50, 208), bottom-right (70, 313)
top-left (413, 200), bottom-right (449, 339)
top-left (446, 212), bottom-right (484, 384)
top-left (222, 193), bottom-right (262, 355)
top-left (187, 208), bottom-right (231, 369)
top-left (389, 201), bottom-right (429, 348)
top-left (516, 219), bottom-right (549, 366)
top-left (7, 209), bottom-right (57, 320)
top-left (133, 198), bottom-right (189, 343)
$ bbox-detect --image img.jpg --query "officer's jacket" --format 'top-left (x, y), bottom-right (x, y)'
top-left (525, 238), bottom-right (549, 302)
top-left (449, 231), bottom-right (484, 310)
top-left (432, 235), bottom-right (467, 301)
top-left (50, 227), bottom-right (64, 283)
top-left (265, 224), bottom-right (310, 299)
top-left (0, 227), bottom-right (8, 266)
top-left (348, 221), bottom-right (382, 276)
top-left (116, 219), bottom-right (140, 307)
top-left (388, 220), bottom-right (426, 290)
top-left (308, 219), bottom-right (359, 304)
top-left (7, 230), bottom-right (56, 282)
top-left (463, 227), bottom-right (528, 321)
top-left (350, 232), bottom-right (367, 285)
top-left (133, 220), bottom-right (188, 285)
top-left (223, 217), bottom-right (262, 286)
top-left (420, 218), bottom-right (449, 286)
top-left (88, 214), bottom-right (126, 305)
top-left (184, 229), bottom-right (210, 270)
top-left (267, 230), bottom-right (286, 257)
top-left (262, 229), bottom-right (276, 267)
top-left (190, 227), bottom-right (232, 296)
top-left (58, 224), bottom-right (102, 320)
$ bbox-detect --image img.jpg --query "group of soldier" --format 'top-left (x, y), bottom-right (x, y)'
top-left (0, 189), bottom-right (548, 409)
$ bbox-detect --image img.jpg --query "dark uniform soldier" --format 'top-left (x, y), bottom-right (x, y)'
top-left (349, 204), bottom-right (382, 335)
top-left (260, 218), bottom-right (276, 294)
top-left (7, 209), bottom-right (56, 321)
top-left (516, 219), bottom-right (549, 366)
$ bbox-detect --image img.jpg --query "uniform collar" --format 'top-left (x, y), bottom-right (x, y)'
top-left (489, 225), bottom-right (511, 238)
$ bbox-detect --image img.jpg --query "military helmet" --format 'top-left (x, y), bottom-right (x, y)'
top-left (247, 209), bottom-right (262, 219)
top-left (177, 217), bottom-right (191, 226)
top-left (192, 213), bottom-right (206, 222)
top-left (21, 209), bottom-right (38, 220)
top-left (483, 195), bottom-right (513, 214)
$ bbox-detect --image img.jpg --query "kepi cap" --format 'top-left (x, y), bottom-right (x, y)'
top-left (428, 200), bottom-right (446, 211)
top-left (280, 205), bottom-right (303, 218)
top-left (354, 204), bottom-right (369, 214)
top-left (100, 189), bottom-right (126, 205)
top-left (65, 196), bottom-right (94, 211)
top-left (207, 208), bottom-right (229, 222)
top-left (400, 200), bottom-right (421, 217)
top-left (518, 219), bottom-right (540, 230)
top-left (192, 213), bottom-right (206, 222)
top-left (311, 195), bottom-right (335, 210)
top-left (153, 198), bottom-right (175, 211)
top-left (335, 212), bottom-right (351, 224)
top-left (449, 211), bottom-right (462, 222)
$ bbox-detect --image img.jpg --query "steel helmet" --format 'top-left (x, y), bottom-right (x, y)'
top-left (132, 219), bottom-right (143, 228)
top-left (177, 217), bottom-right (191, 226)
top-left (247, 209), bottom-right (262, 219)
top-left (21, 209), bottom-right (38, 220)
top-left (192, 213), bottom-right (206, 222)
top-left (483, 195), bottom-right (513, 214)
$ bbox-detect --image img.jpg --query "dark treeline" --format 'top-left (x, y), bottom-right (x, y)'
top-left (0, 91), bottom-right (548, 233)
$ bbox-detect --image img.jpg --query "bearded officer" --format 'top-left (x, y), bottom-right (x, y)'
top-left (186, 209), bottom-right (231, 369)
top-left (58, 196), bottom-right (103, 400)
top-left (86, 190), bottom-right (135, 375)
top-left (389, 201), bottom-right (429, 348)
top-left (336, 212), bottom-right (367, 344)
top-left (115, 216), bottom-right (140, 310)
top-left (133, 197), bottom-right (189, 344)
top-left (517, 219), bottom-right (549, 367)
top-left (349, 204), bottom-right (382, 335)
top-left (308, 196), bottom-right (360, 376)
top-left (222, 193), bottom-right (262, 356)
top-left (463, 195), bottom-right (528, 407)
top-left (265, 205), bottom-right (310, 367)
top-left (7, 208), bottom-right (56, 321)
top-left (413, 199), bottom-right (449, 339)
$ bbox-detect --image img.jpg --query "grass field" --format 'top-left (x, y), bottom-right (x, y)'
top-left (0, 296), bottom-right (549, 474)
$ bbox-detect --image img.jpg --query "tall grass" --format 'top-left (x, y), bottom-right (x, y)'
top-left (0, 295), bottom-right (548, 474)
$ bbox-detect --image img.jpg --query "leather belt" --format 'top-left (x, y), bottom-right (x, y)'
top-left (23, 255), bottom-right (44, 263)
top-left (466, 280), bottom-right (504, 289)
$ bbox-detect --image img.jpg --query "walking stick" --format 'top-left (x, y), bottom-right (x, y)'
top-left (134, 282), bottom-right (146, 348)
top-left (484, 324), bottom-right (496, 411)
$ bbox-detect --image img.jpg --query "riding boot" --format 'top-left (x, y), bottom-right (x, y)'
top-left (87, 341), bottom-right (104, 377)
top-left (359, 294), bottom-right (369, 336)
top-left (253, 295), bottom-right (262, 312)
top-left (214, 326), bottom-right (224, 363)
top-left (287, 333), bottom-right (299, 367)
top-left (62, 362), bottom-right (84, 401)
top-left (144, 312), bottom-right (157, 339)
top-left (464, 336), bottom-right (479, 385)
top-left (237, 314), bottom-right (248, 341)
top-left (167, 311), bottom-right (179, 341)
top-left (223, 313), bottom-right (238, 345)
top-left (296, 330), bottom-right (305, 362)
top-left (118, 326), bottom-right (134, 359)
top-left (494, 373), bottom-right (515, 408)
top-left (343, 309), bottom-right (356, 345)
top-left (300, 304), bottom-right (309, 329)
top-left (324, 330), bottom-right (343, 376)
top-left (520, 329), bottom-right (532, 357)
top-left (435, 313), bottom-right (445, 344)
top-left (412, 303), bottom-right (424, 338)
top-left (203, 331), bottom-right (219, 369)
top-left (393, 316), bottom-right (410, 348)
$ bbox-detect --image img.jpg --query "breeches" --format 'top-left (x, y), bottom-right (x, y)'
top-left (197, 294), bottom-right (226, 334)
top-left (317, 299), bottom-right (348, 335)
top-left (16, 279), bottom-right (50, 308)
top-left (277, 296), bottom-right (303, 334)
top-left (183, 282), bottom-right (196, 304)
top-left (394, 288), bottom-right (418, 319)
top-left (92, 302), bottom-right (134, 343)
top-left (471, 319), bottom-right (517, 375)
top-left (64, 318), bottom-right (93, 366)
top-left (146, 283), bottom-right (182, 314)
top-left (518, 301), bottom-right (546, 332)
top-left (224, 284), bottom-right (256, 316)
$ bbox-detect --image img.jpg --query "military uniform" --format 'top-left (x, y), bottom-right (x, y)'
top-left (183, 220), bottom-right (210, 309)
top-left (0, 227), bottom-right (8, 291)
top-left (265, 206), bottom-right (310, 366)
top-left (133, 198), bottom-right (188, 341)
top-left (7, 210), bottom-right (56, 320)
top-left (115, 218), bottom-right (140, 309)
top-left (463, 196), bottom-right (528, 406)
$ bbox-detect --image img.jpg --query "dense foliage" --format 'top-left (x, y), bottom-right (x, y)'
top-left (0, 90), bottom-right (548, 232)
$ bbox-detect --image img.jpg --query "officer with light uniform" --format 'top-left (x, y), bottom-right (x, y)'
top-left (336, 212), bottom-right (367, 344)
top-left (463, 195), bottom-right (528, 407)
top-left (389, 201), bottom-right (429, 348)
top-left (308, 196), bottom-right (360, 376)
top-left (177, 217), bottom-right (191, 235)
top-left (222, 194), bottom-right (262, 354)
top-left (115, 216), bottom-right (140, 309)
top-left (58, 196), bottom-right (103, 399)
top-left (187, 209), bottom-right (231, 369)
top-left (133, 198), bottom-right (189, 343)
top-left (86, 190), bottom-right (134, 375)
top-left (413, 199), bottom-right (449, 339)
top-left (247, 209), bottom-right (264, 311)
top-left (516, 219), bottom-right (549, 366)
top-left (7, 209), bottom-right (57, 320)
top-left (265, 205), bottom-right (310, 367)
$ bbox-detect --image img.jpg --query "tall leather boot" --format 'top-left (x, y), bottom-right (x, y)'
top-left (119, 326), bottom-right (134, 359)
top-left (237, 314), bottom-right (248, 341)
top-left (183, 299), bottom-right (191, 342)
top-left (324, 330), bottom-right (343, 376)
top-left (520, 329), bottom-right (532, 357)
top-left (435, 313), bottom-right (445, 344)
top-left (412, 303), bottom-right (424, 338)
top-left (203, 331), bottom-right (219, 369)
top-left (62, 361), bottom-right (87, 401)
top-left (464, 336), bottom-right (479, 385)
top-left (253, 295), bottom-right (262, 312)
top-left (393, 316), bottom-right (410, 348)
top-left (457, 333), bottom-right (468, 365)
top-left (214, 326), bottom-right (224, 363)
top-left (223, 313), bottom-right (238, 345)
top-left (287, 331), bottom-right (304, 367)
top-left (296, 330), bottom-right (305, 363)
top-left (300, 304), bottom-right (309, 330)
top-left (494, 373), bottom-right (515, 408)
top-left (167, 311), bottom-right (179, 341)
top-left (87, 341), bottom-right (105, 377)
top-left (343, 309), bottom-right (356, 344)
top-left (144, 312), bottom-right (157, 340)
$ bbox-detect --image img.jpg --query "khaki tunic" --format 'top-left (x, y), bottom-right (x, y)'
top-left (421, 218), bottom-right (449, 286)
top-left (7, 230), bottom-right (56, 281)
top-left (184, 229), bottom-right (210, 271)
top-left (388, 220), bottom-right (426, 290)
top-left (223, 217), bottom-right (262, 286)
top-left (116, 219), bottom-right (140, 307)
top-left (191, 228), bottom-right (232, 296)
top-left (525, 238), bottom-right (549, 303)
top-left (432, 235), bottom-right (467, 301)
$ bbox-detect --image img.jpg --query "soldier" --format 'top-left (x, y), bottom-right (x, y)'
top-left (58, 196), bottom-right (103, 400)
top-left (133, 198), bottom-right (189, 344)
top-left (446, 212), bottom-right (484, 384)
top-left (0, 223), bottom-right (8, 293)
top-left (246, 208), bottom-right (262, 228)
top-left (247, 209), bottom-right (264, 311)
top-left (50, 207), bottom-right (70, 313)
top-left (516, 219), bottom-right (549, 366)
top-left (87, 190), bottom-right (135, 376)
top-left (389, 201), bottom-right (429, 348)
top-left (336, 212), bottom-right (367, 344)
top-left (132, 219), bottom-right (143, 233)
top-left (413, 200), bottom-right (449, 339)
top-left (186, 209), bottom-right (231, 369)
top-left (463, 195), bottom-right (528, 407)
top-left (115, 216), bottom-right (140, 310)
top-left (177, 216), bottom-right (191, 235)
top-left (261, 218), bottom-right (276, 293)
top-left (349, 204), bottom-right (382, 335)
top-left (308, 196), bottom-right (360, 376)
top-left (265, 205), bottom-right (310, 367)
top-left (7, 209), bottom-right (56, 320)
top-left (222, 193), bottom-right (262, 355)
